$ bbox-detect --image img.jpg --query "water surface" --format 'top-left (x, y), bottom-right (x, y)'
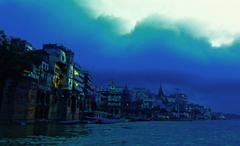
top-left (0, 120), bottom-right (239, 146)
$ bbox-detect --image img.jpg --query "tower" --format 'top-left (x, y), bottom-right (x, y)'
top-left (158, 83), bottom-right (165, 98)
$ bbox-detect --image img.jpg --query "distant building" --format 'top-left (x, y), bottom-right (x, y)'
top-left (158, 84), bottom-right (168, 104)
top-left (131, 88), bottom-right (150, 101)
top-left (121, 85), bottom-right (131, 117)
top-left (131, 88), bottom-right (149, 116)
top-left (187, 103), bottom-right (206, 120)
top-left (176, 92), bottom-right (188, 113)
top-left (97, 82), bottom-right (123, 118)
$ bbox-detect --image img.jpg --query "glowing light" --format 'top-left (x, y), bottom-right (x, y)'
top-left (210, 37), bottom-right (234, 48)
top-left (74, 70), bottom-right (79, 76)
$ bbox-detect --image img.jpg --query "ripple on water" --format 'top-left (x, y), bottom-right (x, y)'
top-left (0, 121), bottom-right (240, 146)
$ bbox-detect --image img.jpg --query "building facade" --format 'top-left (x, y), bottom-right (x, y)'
top-left (43, 44), bottom-right (77, 121)
top-left (97, 82), bottom-right (123, 118)
top-left (0, 42), bottom-right (93, 123)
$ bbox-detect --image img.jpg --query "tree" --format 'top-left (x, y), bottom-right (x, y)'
top-left (0, 32), bottom-right (41, 89)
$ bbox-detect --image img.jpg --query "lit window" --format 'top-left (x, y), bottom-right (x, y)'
top-left (74, 70), bottom-right (79, 76)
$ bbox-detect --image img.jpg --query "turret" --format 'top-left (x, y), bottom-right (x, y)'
top-left (158, 83), bottom-right (165, 98)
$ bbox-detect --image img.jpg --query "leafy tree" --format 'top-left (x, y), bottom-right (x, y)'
top-left (0, 33), bottom-right (41, 83)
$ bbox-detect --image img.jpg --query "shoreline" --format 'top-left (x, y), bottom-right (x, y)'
top-left (0, 118), bottom-right (233, 126)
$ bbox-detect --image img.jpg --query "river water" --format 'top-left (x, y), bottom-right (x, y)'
top-left (0, 120), bottom-right (240, 146)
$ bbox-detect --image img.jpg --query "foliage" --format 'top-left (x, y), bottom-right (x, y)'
top-left (0, 35), bottom-right (41, 83)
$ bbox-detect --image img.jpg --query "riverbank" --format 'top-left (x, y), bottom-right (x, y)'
top-left (0, 117), bottom-right (231, 126)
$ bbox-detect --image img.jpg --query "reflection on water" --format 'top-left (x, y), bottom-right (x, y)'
top-left (0, 124), bottom-right (90, 138)
top-left (0, 124), bottom-right (90, 145)
top-left (0, 121), bottom-right (240, 146)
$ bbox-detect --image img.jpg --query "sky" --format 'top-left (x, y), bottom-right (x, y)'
top-left (1, 0), bottom-right (240, 114)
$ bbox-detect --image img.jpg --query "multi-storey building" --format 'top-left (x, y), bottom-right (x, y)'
top-left (33, 50), bottom-right (53, 121)
top-left (81, 71), bottom-right (94, 117)
top-left (0, 31), bottom-right (94, 123)
top-left (130, 88), bottom-right (148, 115)
top-left (175, 92), bottom-right (188, 113)
top-left (106, 83), bottom-right (122, 117)
top-left (43, 44), bottom-right (76, 121)
top-left (97, 82), bottom-right (123, 118)
top-left (121, 85), bottom-right (131, 117)
top-left (0, 49), bottom-right (52, 123)
top-left (0, 37), bottom-right (37, 122)
top-left (73, 63), bottom-right (84, 120)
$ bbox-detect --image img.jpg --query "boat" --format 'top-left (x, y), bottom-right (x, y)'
top-left (95, 117), bottom-right (125, 124)
top-left (58, 120), bottom-right (81, 125)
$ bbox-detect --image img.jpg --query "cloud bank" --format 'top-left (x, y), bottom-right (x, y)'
top-left (77, 0), bottom-right (240, 48)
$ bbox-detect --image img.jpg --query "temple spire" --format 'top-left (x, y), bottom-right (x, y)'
top-left (158, 83), bottom-right (165, 97)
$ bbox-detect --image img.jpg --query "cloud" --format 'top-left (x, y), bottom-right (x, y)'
top-left (76, 0), bottom-right (240, 48)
